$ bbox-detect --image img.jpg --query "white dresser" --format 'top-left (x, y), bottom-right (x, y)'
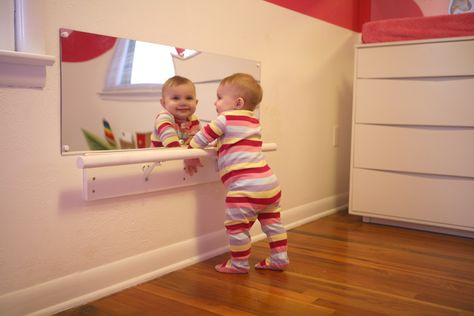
top-left (349, 36), bottom-right (474, 236)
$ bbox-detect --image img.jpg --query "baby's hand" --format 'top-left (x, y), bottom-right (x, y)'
top-left (184, 158), bottom-right (203, 176)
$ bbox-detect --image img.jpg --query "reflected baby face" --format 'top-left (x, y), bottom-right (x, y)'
top-left (161, 83), bottom-right (198, 122)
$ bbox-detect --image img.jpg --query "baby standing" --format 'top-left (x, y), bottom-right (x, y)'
top-left (189, 73), bottom-right (289, 273)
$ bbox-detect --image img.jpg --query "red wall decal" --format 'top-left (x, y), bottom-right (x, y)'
top-left (264, 0), bottom-right (443, 32)
top-left (264, 0), bottom-right (372, 32)
top-left (60, 29), bottom-right (117, 62)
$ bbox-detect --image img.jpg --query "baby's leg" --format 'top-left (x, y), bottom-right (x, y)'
top-left (216, 202), bottom-right (256, 274)
top-left (256, 203), bottom-right (289, 270)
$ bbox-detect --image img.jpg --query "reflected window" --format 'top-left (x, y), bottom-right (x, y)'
top-left (101, 39), bottom-right (197, 100)
top-left (128, 41), bottom-right (176, 85)
top-left (104, 39), bottom-right (174, 91)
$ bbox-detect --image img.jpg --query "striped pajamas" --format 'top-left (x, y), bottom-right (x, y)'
top-left (189, 110), bottom-right (288, 269)
top-left (151, 111), bottom-right (200, 147)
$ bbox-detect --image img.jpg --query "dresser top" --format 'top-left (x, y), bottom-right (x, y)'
top-left (356, 35), bottom-right (474, 49)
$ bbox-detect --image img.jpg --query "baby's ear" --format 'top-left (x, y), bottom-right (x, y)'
top-left (160, 98), bottom-right (165, 107)
top-left (235, 97), bottom-right (245, 109)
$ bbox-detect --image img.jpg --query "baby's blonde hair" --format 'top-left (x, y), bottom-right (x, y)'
top-left (162, 75), bottom-right (195, 95)
top-left (220, 73), bottom-right (262, 110)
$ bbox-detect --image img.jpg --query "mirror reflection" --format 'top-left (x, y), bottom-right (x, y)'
top-left (60, 28), bottom-right (260, 154)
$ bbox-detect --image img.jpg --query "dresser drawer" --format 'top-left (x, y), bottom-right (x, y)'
top-left (355, 78), bottom-right (474, 127)
top-left (353, 124), bottom-right (474, 177)
top-left (350, 168), bottom-right (474, 230)
top-left (357, 38), bottom-right (474, 78)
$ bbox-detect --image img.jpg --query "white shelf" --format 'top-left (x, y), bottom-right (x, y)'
top-left (0, 49), bottom-right (55, 88)
top-left (77, 143), bottom-right (278, 200)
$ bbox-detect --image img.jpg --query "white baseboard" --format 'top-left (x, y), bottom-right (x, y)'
top-left (0, 192), bottom-right (348, 316)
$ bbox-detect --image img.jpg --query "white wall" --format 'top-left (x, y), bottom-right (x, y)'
top-left (0, 0), bottom-right (358, 314)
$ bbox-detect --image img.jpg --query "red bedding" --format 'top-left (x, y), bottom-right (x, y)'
top-left (362, 12), bottom-right (474, 44)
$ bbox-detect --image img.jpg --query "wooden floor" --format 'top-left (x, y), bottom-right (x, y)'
top-left (57, 211), bottom-right (474, 315)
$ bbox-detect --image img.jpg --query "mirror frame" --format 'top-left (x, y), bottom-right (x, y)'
top-left (59, 28), bottom-right (261, 155)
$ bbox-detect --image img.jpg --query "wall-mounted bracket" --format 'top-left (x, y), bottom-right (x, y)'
top-left (142, 162), bottom-right (161, 181)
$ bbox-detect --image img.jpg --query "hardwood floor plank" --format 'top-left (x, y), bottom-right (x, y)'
top-left (137, 282), bottom-right (256, 316)
top-left (56, 211), bottom-right (474, 315)
top-left (282, 230), bottom-right (474, 310)
top-left (285, 271), bottom-right (469, 316)
top-left (284, 234), bottom-right (474, 294)
top-left (145, 265), bottom-right (335, 315)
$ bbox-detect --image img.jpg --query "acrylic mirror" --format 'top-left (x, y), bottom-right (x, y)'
top-left (60, 28), bottom-right (260, 154)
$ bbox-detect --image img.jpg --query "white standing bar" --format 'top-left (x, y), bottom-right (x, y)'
top-left (77, 143), bottom-right (278, 169)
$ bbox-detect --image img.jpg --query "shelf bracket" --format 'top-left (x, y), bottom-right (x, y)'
top-left (142, 161), bottom-right (161, 181)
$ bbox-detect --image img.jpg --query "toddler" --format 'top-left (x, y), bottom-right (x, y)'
top-left (151, 75), bottom-right (202, 175)
top-left (189, 73), bottom-right (289, 273)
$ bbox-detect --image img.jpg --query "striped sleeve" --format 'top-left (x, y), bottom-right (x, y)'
top-left (183, 114), bottom-right (201, 145)
top-left (189, 115), bottom-right (226, 148)
top-left (153, 112), bottom-right (180, 148)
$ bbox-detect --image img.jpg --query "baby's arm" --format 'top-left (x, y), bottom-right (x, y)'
top-left (183, 115), bottom-right (204, 175)
top-left (185, 115), bottom-right (226, 176)
top-left (189, 115), bottom-right (226, 149)
top-left (155, 112), bottom-right (181, 147)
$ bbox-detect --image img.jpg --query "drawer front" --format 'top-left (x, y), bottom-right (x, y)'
top-left (355, 78), bottom-right (474, 127)
top-left (353, 124), bottom-right (474, 177)
top-left (357, 39), bottom-right (474, 78)
top-left (350, 168), bottom-right (474, 230)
